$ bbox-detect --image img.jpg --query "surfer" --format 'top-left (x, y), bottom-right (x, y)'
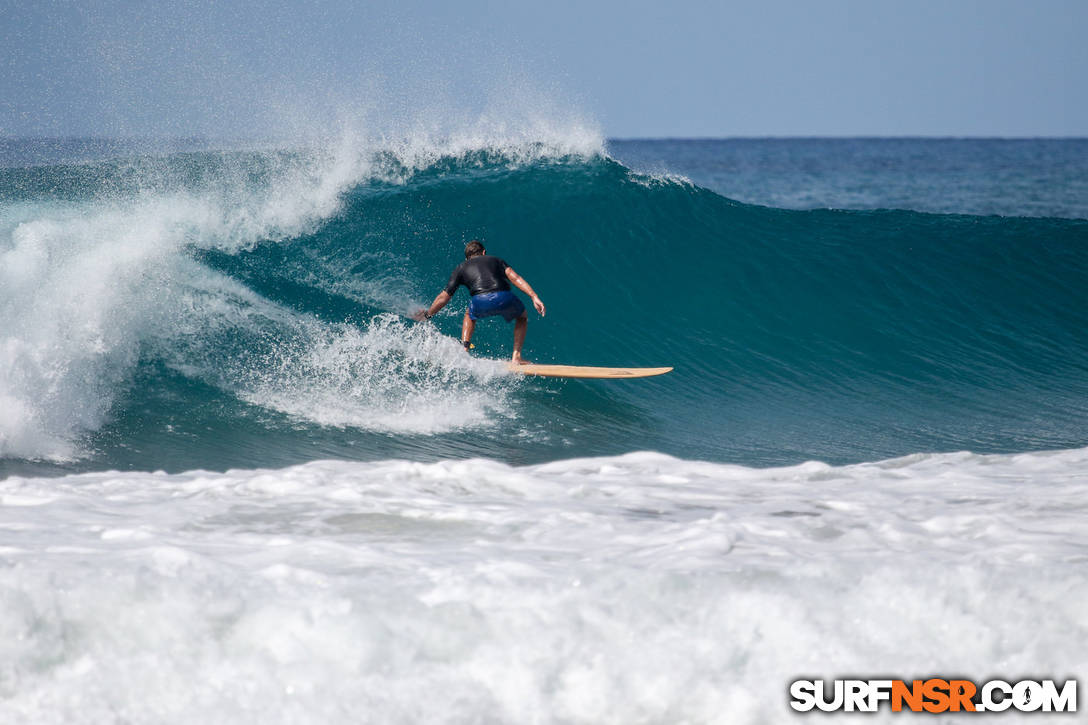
top-left (414, 240), bottom-right (546, 364)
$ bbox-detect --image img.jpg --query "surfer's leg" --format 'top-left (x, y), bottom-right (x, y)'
top-left (461, 309), bottom-right (476, 351)
top-left (511, 312), bottom-right (528, 363)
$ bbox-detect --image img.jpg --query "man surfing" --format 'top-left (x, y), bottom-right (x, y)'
top-left (414, 240), bottom-right (546, 364)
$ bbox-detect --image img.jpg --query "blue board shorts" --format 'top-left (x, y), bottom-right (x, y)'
top-left (468, 291), bottom-right (526, 322)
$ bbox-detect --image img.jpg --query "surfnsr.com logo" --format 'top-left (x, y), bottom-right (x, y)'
top-left (790, 678), bottom-right (1077, 713)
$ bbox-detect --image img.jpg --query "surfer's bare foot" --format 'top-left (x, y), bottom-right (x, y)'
top-left (511, 356), bottom-right (530, 365)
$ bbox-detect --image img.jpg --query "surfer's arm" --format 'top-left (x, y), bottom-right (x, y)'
top-left (505, 268), bottom-right (545, 316)
top-left (414, 290), bottom-right (451, 321)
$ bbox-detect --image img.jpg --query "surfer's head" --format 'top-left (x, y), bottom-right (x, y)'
top-left (464, 240), bottom-right (485, 258)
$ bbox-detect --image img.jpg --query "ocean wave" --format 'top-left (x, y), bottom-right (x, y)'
top-left (1, 136), bottom-right (1086, 472)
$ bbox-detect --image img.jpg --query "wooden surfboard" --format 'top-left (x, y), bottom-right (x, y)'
top-left (507, 364), bottom-right (673, 379)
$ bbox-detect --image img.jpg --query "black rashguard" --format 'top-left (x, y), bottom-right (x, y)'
top-left (444, 255), bottom-right (512, 297)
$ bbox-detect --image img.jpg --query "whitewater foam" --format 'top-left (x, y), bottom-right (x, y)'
top-left (0, 448), bottom-right (1084, 723)
top-left (235, 315), bottom-right (517, 434)
top-left (0, 142), bottom-right (372, 459)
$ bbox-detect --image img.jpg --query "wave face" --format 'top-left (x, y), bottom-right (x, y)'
top-left (1, 139), bottom-right (1087, 474)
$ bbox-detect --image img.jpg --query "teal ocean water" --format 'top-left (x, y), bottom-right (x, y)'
top-left (1, 137), bottom-right (1086, 475)
top-left (2, 136), bottom-right (1087, 724)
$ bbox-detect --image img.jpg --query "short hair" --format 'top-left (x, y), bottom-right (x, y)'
top-left (464, 240), bottom-right (485, 258)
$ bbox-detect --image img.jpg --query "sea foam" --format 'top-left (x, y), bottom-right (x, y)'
top-left (0, 448), bottom-right (1084, 723)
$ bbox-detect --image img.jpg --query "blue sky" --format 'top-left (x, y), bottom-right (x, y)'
top-left (1, 0), bottom-right (1085, 137)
